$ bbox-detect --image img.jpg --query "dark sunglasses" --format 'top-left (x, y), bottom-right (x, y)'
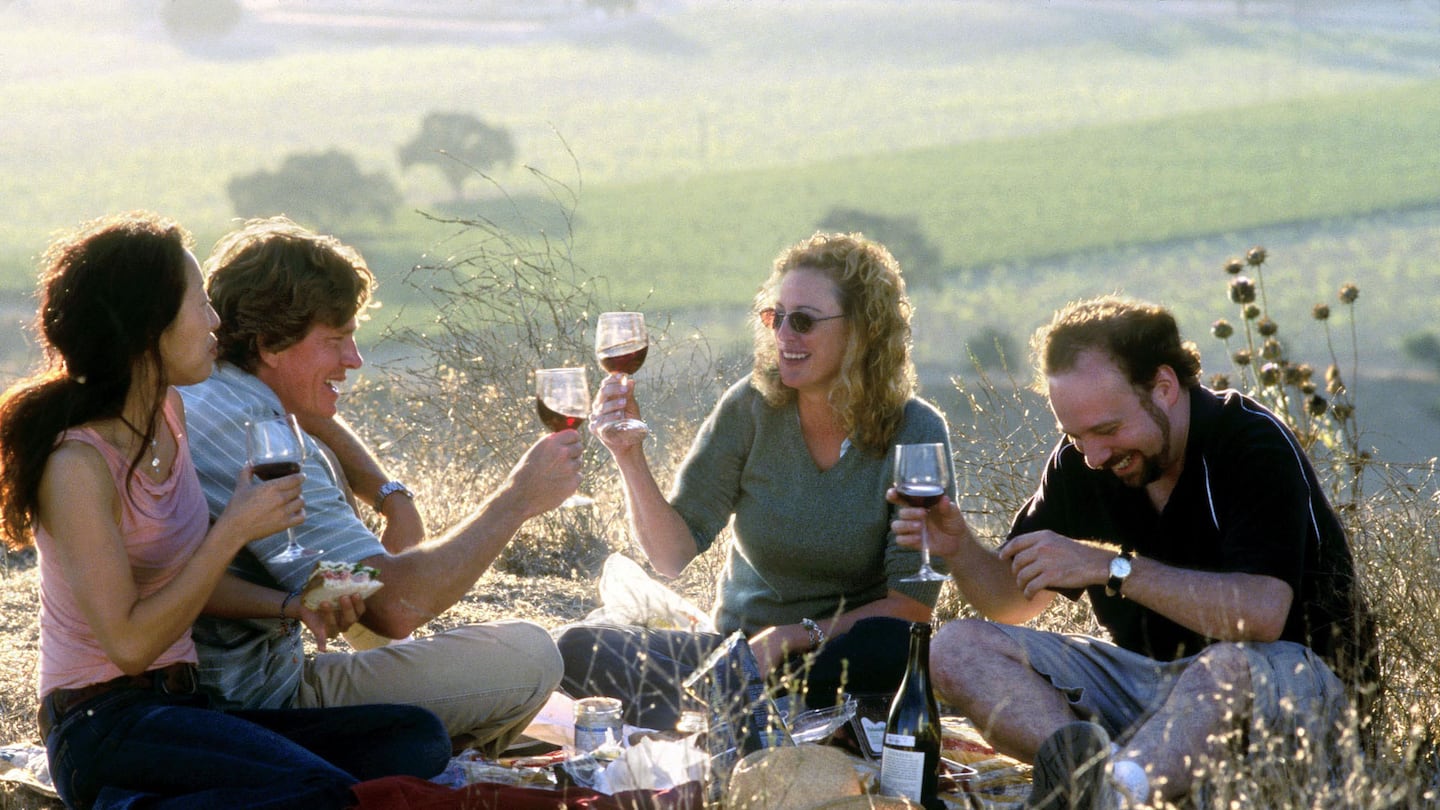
top-left (758, 307), bottom-right (845, 334)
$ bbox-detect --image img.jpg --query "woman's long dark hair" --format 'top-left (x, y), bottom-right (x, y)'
top-left (0, 212), bottom-right (192, 549)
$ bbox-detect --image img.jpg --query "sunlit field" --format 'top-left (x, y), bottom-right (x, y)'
top-left (2, 1), bottom-right (1439, 807)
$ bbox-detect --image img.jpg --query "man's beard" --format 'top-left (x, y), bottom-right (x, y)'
top-left (1114, 393), bottom-right (1172, 487)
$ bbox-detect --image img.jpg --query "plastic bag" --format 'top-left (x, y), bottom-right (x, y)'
top-left (584, 554), bottom-right (715, 633)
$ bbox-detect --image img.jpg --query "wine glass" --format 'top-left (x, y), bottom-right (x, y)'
top-left (536, 367), bottom-right (595, 508)
top-left (246, 414), bottom-right (319, 563)
top-left (893, 443), bottom-right (949, 583)
top-left (594, 311), bottom-right (649, 436)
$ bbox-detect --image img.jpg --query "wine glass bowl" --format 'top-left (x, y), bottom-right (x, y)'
top-left (535, 367), bottom-right (595, 507)
top-left (594, 312), bottom-right (649, 435)
top-left (893, 443), bottom-right (950, 583)
top-left (246, 414), bottom-right (319, 563)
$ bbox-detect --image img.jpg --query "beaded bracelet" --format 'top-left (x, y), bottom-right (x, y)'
top-left (280, 588), bottom-right (301, 621)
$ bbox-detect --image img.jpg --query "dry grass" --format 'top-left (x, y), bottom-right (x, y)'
top-left (4, 232), bottom-right (1439, 808)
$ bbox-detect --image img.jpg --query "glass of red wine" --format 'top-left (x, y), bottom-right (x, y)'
top-left (536, 367), bottom-right (595, 507)
top-left (594, 312), bottom-right (649, 436)
top-left (893, 442), bottom-right (949, 583)
top-left (245, 414), bottom-right (318, 563)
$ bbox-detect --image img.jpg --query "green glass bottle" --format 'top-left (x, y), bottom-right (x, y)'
top-left (879, 621), bottom-right (940, 808)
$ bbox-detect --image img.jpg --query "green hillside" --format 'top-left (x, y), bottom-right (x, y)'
top-left (554, 80), bottom-right (1440, 312)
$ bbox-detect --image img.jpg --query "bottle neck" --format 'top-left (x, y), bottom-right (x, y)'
top-left (905, 622), bottom-right (931, 680)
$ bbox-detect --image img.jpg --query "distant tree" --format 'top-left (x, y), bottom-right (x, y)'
top-left (585, 0), bottom-right (639, 13)
top-left (398, 112), bottom-right (516, 201)
top-left (1403, 331), bottom-right (1440, 374)
top-left (163, 0), bottom-right (243, 41)
top-left (227, 150), bottom-right (401, 230)
top-left (815, 207), bottom-right (943, 288)
top-left (967, 326), bottom-right (1018, 370)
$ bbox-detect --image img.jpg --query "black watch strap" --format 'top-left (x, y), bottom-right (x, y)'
top-left (1105, 549), bottom-right (1134, 598)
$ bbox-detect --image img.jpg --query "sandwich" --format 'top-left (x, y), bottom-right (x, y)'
top-left (300, 560), bottom-right (384, 610)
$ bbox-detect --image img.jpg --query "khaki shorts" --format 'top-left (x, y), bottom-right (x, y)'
top-left (989, 625), bottom-right (1349, 748)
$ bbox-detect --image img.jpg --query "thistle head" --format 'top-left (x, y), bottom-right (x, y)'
top-left (1211, 319), bottom-right (1234, 340)
top-left (1339, 283), bottom-right (1359, 304)
top-left (1229, 277), bottom-right (1257, 304)
top-left (1246, 246), bottom-right (1267, 266)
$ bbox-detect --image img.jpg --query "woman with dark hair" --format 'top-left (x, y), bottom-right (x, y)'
top-left (0, 212), bottom-right (448, 809)
top-left (558, 232), bottom-right (955, 729)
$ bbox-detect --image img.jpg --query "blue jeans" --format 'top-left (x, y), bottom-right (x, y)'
top-left (557, 616), bottom-right (914, 730)
top-left (45, 687), bottom-right (450, 810)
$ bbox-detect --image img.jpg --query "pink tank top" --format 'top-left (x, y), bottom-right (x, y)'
top-left (36, 395), bottom-right (210, 697)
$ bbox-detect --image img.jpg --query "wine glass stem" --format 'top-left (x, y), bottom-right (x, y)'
top-left (919, 523), bottom-right (932, 569)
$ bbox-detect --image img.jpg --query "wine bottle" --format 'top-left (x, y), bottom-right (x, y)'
top-left (879, 621), bottom-right (941, 808)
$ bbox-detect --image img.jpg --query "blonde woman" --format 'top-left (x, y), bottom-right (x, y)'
top-left (560, 232), bottom-right (955, 729)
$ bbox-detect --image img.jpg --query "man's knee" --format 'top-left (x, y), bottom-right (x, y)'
top-left (1187, 643), bottom-right (1254, 697)
top-left (931, 619), bottom-right (1025, 698)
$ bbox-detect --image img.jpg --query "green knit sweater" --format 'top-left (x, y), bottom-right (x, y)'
top-left (671, 376), bottom-right (954, 634)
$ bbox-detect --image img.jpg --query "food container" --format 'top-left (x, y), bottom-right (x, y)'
top-left (573, 696), bottom-right (624, 754)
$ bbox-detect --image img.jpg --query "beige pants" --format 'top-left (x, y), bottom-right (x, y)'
top-left (295, 620), bottom-right (563, 755)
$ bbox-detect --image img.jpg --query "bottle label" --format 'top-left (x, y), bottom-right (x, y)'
top-left (884, 732), bottom-right (917, 747)
top-left (879, 746), bottom-right (926, 801)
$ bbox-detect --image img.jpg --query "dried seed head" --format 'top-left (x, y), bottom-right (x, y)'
top-left (1233, 349), bottom-right (1252, 366)
top-left (1333, 402), bottom-right (1354, 420)
top-left (1307, 394), bottom-right (1328, 416)
top-left (1312, 303), bottom-right (1330, 321)
top-left (1338, 283), bottom-right (1359, 304)
top-left (1301, 381), bottom-right (1317, 395)
top-left (1261, 338), bottom-right (1282, 360)
top-left (1210, 373), bottom-right (1232, 390)
top-left (1296, 363), bottom-right (1314, 381)
top-left (1259, 363), bottom-right (1281, 387)
top-left (1243, 304), bottom-right (1261, 320)
top-left (1225, 258), bottom-right (1246, 275)
top-left (1283, 364), bottom-right (1304, 386)
top-left (1211, 319), bottom-right (1234, 340)
top-left (1257, 317), bottom-right (1278, 337)
top-left (1229, 277), bottom-right (1257, 304)
top-left (1246, 247), bottom-right (1267, 266)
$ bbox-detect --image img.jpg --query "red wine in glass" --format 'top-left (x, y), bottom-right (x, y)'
top-left (251, 460), bottom-right (302, 481)
top-left (534, 367), bottom-right (595, 507)
top-left (598, 344), bottom-right (648, 375)
top-left (594, 312), bottom-right (650, 435)
top-left (536, 398), bottom-right (587, 433)
top-left (245, 414), bottom-right (320, 563)
top-left (895, 483), bottom-right (945, 509)
top-left (894, 443), bottom-right (950, 583)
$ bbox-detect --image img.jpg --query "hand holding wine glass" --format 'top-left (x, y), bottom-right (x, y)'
top-left (535, 367), bottom-right (594, 507)
top-left (893, 443), bottom-right (949, 583)
top-left (594, 311), bottom-right (649, 436)
top-left (246, 414), bottom-right (320, 563)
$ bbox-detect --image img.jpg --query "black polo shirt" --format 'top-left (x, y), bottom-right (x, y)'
top-left (1008, 386), bottom-right (1376, 690)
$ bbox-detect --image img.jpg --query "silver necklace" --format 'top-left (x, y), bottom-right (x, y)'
top-left (118, 415), bottom-right (161, 471)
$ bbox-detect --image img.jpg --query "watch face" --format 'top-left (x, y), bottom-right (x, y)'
top-left (1109, 556), bottom-right (1132, 578)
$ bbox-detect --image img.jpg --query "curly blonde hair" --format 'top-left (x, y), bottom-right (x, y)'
top-left (751, 232), bottom-right (916, 455)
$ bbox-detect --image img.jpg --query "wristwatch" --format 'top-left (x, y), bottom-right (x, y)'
top-left (1105, 550), bottom-right (1134, 598)
top-left (376, 480), bottom-right (413, 510)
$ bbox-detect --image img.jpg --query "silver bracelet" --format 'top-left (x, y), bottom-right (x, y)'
top-left (801, 618), bottom-right (826, 649)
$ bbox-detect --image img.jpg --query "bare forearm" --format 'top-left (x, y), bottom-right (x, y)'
top-left (1120, 562), bottom-right (1291, 641)
top-left (613, 446), bottom-right (697, 578)
top-left (204, 573), bottom-right (294, 621)
top-left (359, 490), bottom-right (529, 637)
top-left (940, 537), bottom-right (1049, 624)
